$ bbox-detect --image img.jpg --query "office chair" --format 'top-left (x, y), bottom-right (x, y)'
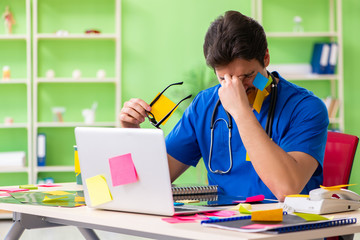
top-left (323, 131), bottom-right (359, 240)
top-left (322, 131), bottom-right (359, 187)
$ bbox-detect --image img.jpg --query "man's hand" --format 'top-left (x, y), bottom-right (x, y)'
top-left (218, 74), bottom-right (252, 119)
top-left (119, 98), bottom-right (151, 128)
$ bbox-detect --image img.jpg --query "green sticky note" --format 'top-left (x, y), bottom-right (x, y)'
top-left (294, 212), bottom-right (329, 221)
top-left (19, 185), bottom-right (38, 190)
top-left (239, 204), bottom-right (252, 214)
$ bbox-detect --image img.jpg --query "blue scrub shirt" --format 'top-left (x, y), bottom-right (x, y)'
top-left (165, 72), bottom-right (329, 199)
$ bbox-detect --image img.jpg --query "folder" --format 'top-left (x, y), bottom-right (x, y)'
top-left (37, 133), bottom-right (46, 166)
top-left (311, 43), bottom-right (330, 74)
top-left (326, 42), bottom-right (338, 74)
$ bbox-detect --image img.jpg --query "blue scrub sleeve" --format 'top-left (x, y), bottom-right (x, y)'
top-left (165, 99), bottom-right (202, 167)
top-left (279, 96), bottom-right (329, 169)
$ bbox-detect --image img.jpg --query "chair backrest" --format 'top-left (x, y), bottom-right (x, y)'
top-left (322, 131), bottom-right (359, 187)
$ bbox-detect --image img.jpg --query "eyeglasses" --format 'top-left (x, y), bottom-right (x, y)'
top-left (146, 82), bottom-right (192, 129)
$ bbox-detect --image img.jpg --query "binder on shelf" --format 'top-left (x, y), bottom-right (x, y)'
top-left (326, 42), bottom-right (338, 74)
top-left (37, 133), bottom-right (46, 166)
top-left (201, 214), bottom-right (357, 233)
top-left (171, 184), bottom-right (218, 196)
top-left (311, 43), bottom-right (330, 74)
top-left (0, 151), bottom-right (26, 167)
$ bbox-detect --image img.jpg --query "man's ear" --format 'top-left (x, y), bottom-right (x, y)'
top-left (264, 49), bottom-right (270, 67)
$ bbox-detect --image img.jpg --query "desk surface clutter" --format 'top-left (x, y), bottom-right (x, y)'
top-left (0, 183), bottom-right (360, 240)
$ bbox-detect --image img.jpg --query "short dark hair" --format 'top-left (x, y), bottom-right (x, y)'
top-left (203, 11), bottom-right (268, 68)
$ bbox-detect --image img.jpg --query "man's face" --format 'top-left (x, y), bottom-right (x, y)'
top-left (214, 58), bottom-right (267, 101)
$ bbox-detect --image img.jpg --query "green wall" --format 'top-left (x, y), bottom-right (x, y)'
top-left (121, 0), bottom-right (360, 189)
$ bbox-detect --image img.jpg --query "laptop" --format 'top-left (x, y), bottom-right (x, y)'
top-left (74, 127), bottom-right (221, 216)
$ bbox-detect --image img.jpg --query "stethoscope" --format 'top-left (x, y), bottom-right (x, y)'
top-left (208, 71), bottom-right (278, 174)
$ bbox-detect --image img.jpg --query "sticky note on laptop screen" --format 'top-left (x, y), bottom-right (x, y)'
top-left (150, 94), bottom-right (177, 125)
top-left (108, 153), bottom-right (138, 187)
top-left (85, 175), bottom-right (113, 206)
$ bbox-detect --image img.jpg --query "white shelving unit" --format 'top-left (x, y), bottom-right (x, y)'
top-left (255, 0), bottom-right (344, 131)
top-left (31, 0), bottom-right (121, 184)
top-left (0, 0), bottom-right (32, 183)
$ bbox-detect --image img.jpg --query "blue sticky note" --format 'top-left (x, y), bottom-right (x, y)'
top-left (174, 202), bottom-right (184, 206)
top-left (253, 72), bottom-right (268, 91)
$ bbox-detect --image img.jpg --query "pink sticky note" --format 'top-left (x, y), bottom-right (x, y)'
top-left (241, 224), bottom-right (283, 229)
top-left (161, 217), bottom-right (197, 224)
top-left (176, 214), bottom-right (209, 221)
top-left (204, 210), bottom-right (237, 217)
top-left (109, 153), bottom-right (138, 186)
top-left (233, 194), bottom-right (265, 203)
top-left (38, 184), bottom-right (62, 187)
top-left (0, 193), bottom-right (11, 197)
top-left (0, 188), bottom-right (29, 193)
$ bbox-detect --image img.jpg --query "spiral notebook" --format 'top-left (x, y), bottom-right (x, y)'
top-left (172, 184), bottom-right (218, 196)
top-left (201, 214), bottom-right (357, 234)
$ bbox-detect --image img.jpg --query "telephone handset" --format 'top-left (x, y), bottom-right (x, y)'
top-left (284, 188), bottom-right (360, 214)
top-left (310, 188), bottom-right (360, 201)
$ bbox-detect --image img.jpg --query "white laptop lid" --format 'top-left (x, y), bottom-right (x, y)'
top-left (75, 127), bottom-right (175, 216)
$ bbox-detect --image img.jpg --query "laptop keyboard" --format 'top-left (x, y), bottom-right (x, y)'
top-left (174, 207), bottom-right (197, 212)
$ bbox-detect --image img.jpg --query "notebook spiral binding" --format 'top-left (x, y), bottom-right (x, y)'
top-left (172, 185), bottom-right (218, 196)
top-left (272, 217), bottom-right (357, 233)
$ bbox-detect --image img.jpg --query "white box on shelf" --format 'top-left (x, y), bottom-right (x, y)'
top-left (0, 151), bottom-right (26, 167)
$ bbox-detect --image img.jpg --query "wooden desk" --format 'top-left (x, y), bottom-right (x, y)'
top-left (1, 183), bottom-right (360, 240)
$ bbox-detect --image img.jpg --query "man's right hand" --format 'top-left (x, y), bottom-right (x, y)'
top-left (118, 98), bottom-right (151, 128)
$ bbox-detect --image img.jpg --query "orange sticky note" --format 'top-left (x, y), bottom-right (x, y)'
top-left (251, 208), bottom-right (283, 222)
top-left (109, 153), bottom-right (138, 186)
top-left (85, 174), bottom-right (113, 206)
top-left (286, 194), bottom-right (309, 198)
top-left (320, 184), bottom-right (356, 191)
top-left (150, 94), bottom-right (177, 125)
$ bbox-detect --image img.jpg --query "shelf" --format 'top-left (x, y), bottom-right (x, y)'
top-left (283, 74), bottom-right (338, 81)
top-left (36, 33), bottom-right (118, 40)
top-left (36, 166), bottom-right (74, 172)
top-left (37, 78), bottom-right (117, 83)
top-left (0, 79), bottom-right (29, 84)
top-left (0, 166), bottom-right (29, 173)
top-left (36, 122), bottom-right (117, 128)
top-left (329, 117), bottom-right (340, 124)
top-left (266, 32), bottom-right (339, 38)
top-left (0, 35), bottom-right (28, 40)
top-left (0, 123), bottom-right (29, 129)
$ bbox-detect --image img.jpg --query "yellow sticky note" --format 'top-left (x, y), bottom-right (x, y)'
top-left (75, 196), bottom-right (85, 202)
top-left (150, 94), bottom-right (177, 125)
top-left (44, 191), bottom-right (72, 196)
top-left (294, 212), bottom-right (329, 221)
top-left (43, 195), bottom-right (68, 202)
top-left (286, 194), bottom-right (309, 198)
top-left (74, 149), bottom-right (80, 175)
top-left (320, 184), bottom-right (357, 191)
top-left (253, 89), bottom-right (269, 114)
top-left (239, 203), bottom-right (252, 214)
top-left (245, 152), bottom-right (251, 161)
top-left (85, 174), bottom-right (113, 207)
top-left (251, 208), bottom-right (283, 222)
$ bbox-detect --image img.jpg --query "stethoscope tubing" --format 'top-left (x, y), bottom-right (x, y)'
top-left (208, 71), bottom-right (277, 174)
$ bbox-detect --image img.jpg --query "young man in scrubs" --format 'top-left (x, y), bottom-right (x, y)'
top-left (119, 11), bottom-right (329, 201)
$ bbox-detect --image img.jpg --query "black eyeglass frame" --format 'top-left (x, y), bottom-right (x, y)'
top-left (146, 82), bottom-right (192, 129)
